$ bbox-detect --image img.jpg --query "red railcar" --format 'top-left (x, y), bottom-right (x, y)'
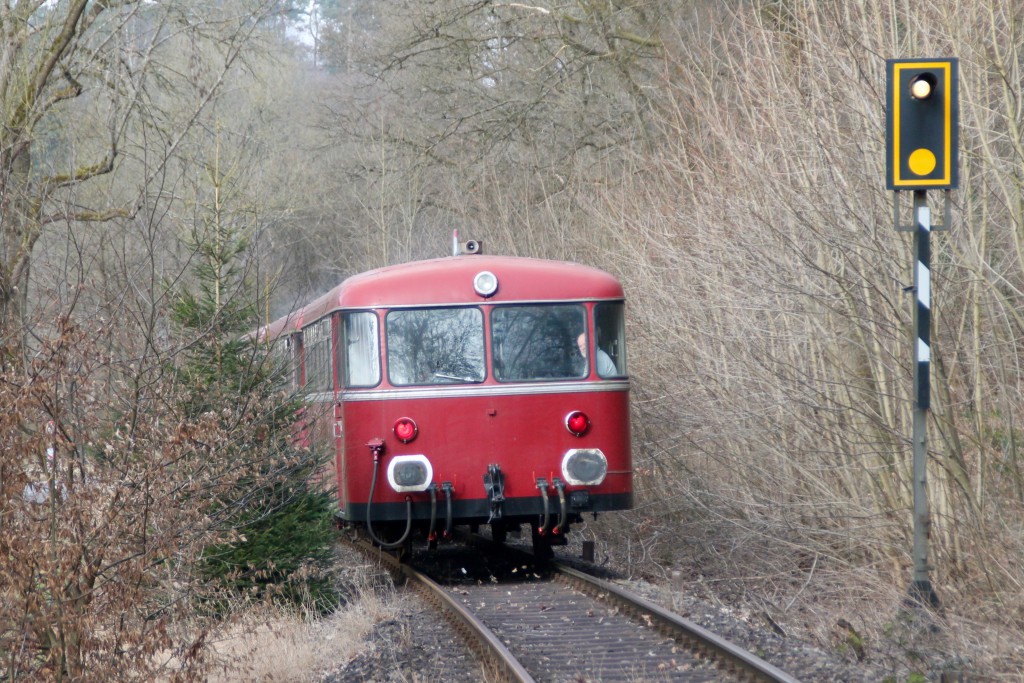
top-left (261, 248), bottom-right (632, 554)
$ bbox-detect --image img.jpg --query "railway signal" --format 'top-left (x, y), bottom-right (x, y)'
top-left (887, 57), bottom-right (959, 611)
top-left (886, 59), bottom-right (959, 190)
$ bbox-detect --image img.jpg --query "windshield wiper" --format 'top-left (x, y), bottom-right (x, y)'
top-left (433, 372), bottom-right (483, 383)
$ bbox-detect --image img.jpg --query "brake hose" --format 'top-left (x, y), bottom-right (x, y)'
top-left (442, 482), bottom-right (454, 539)
top-left (553, 479), bottom-right (567, 535)
top-left (427, 483), bottom-right (438, 543)
top-left (366, 451), bottom-right (413, 549)
top-left (536, 478), bottom-right (551, 535)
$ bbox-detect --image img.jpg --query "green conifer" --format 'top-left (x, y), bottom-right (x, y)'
top-left (171, 141), bottom-right (337, 615)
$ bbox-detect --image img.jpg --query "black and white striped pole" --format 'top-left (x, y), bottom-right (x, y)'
top-left (886, 58), bottom-right (958, 608)
top-left (909, 192), bottom-right (939, 608)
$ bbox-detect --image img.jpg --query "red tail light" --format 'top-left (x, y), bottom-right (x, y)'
top-left (394, 417), bottom-right (418, 443)
top-left (566, 411), bottom-right (590, 437)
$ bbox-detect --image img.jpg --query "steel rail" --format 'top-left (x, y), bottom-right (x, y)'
top-left (350, 532), bottom-right (799, 682)
top-left (350, 539), bottom-right (535, 683)
top-left (399, 562), bottom-right (536, 683)
top-left (554, 562), bottom-right (801, 683)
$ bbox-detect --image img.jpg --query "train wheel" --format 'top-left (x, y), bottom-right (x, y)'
top-left (531, 523), bottom-right (554, 559)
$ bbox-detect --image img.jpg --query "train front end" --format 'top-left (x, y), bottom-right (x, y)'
top-left (334, 254), bottom-right (631, 552)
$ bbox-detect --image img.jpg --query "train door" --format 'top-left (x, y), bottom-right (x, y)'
top-left (332, 313), bottom-right (344, 507)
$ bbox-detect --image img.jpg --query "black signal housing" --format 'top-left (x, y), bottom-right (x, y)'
top-left (886, 59), bottom-right (958, 190)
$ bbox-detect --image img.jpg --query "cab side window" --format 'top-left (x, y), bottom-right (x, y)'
top-left (594, 302), bottom-right (627, 378)
top-left (342, 311), bottom-right (381, 387)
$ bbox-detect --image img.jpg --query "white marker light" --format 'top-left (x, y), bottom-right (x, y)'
top-left (473, 271), bottom-right (498, 297)
top-left (909, 74), bottom-right (936, 100)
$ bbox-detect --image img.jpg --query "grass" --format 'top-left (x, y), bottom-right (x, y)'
top-left (195, 559), bottom-right (398, 682)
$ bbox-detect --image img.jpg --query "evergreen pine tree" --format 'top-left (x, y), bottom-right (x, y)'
top-left (171, 138), bottom-right (337, 614)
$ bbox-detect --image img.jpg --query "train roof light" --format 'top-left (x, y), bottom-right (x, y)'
top-left (473, 270), bottom-right (498, 297)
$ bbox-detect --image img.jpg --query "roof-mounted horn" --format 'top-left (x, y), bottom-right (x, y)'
top-left (451, 229), bottom-right (483, 255)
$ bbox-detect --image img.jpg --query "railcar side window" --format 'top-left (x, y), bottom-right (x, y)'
top-left (387, 307), bottom-right (485, 385)
top-left (285, 335), bottom-right (302, 388)
top-left (594, 302), bottom-right (627, 377)
top-left (302, 318), bottom-right (333, 392)
top-left (343, 312), bottom-right (381, 387)
top-left (269, 338), bottom-right (293, 390)
top-left (492, 304), bottom-right (587, 381)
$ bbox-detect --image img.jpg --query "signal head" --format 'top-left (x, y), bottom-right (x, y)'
top-left (885, 58), bottom-right (959, 191)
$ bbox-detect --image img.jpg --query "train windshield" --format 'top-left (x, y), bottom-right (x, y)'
top-left (492, 304), bottom-right (587, 381)
top-left (387, 307), bottom-right (485, 385)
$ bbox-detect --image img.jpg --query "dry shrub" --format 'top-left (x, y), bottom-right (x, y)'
top-left (200, 569), bottom-right (397, 683)
top-left (0, 316), bottom-right (314, 681)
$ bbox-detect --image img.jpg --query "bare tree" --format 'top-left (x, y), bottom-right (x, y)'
top-left (0, 4), bottom-right (340, 680)
top-left (0, 0), bottom-right (281, 342)
top-left (306, 0), bottom-right (669, 267)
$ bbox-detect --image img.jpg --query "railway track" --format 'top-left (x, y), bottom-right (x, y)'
top-left (349, 535), bottom-right (800, 682)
